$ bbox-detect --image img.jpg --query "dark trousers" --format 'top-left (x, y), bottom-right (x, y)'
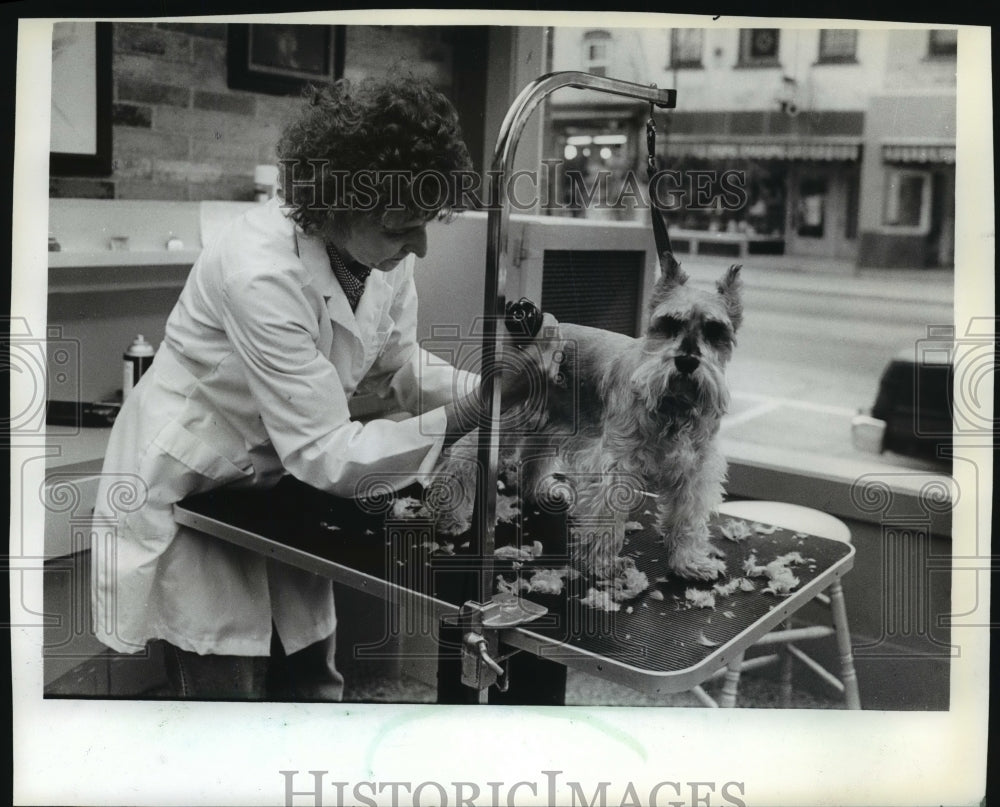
top-left (161, 628), bottom-right (344, 701)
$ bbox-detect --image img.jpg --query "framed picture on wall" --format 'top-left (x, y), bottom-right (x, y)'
top-left (227, 24), bottom-right (345, 95)
top-left (49, 20), bottom-right (112, 176)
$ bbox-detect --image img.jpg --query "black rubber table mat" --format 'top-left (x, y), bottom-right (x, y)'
top-left (176, 476), bottom-right (854, 693)
top-left (506, 505), bottom-right (852, 691)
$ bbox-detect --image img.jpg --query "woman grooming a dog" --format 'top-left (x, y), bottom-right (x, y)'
top-left (91, 77), bottom-right (539, 700)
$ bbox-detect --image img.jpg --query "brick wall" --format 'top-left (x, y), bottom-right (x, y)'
top-left (49, 23), bottom-right (456, 201)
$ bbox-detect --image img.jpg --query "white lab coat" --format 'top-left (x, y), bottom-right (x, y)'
top-left (92, 198), bottom-right (471, 656)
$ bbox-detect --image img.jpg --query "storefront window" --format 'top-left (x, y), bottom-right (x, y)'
top-left (883, 169), bottom-right (931, 231)
top-left (796, 177), bottom-right (828, 237)
top-left (553, 128), bottom-right (634, 221)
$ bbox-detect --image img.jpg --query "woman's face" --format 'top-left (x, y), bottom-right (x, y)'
top-left (324, 210), bottom-right (431, 272)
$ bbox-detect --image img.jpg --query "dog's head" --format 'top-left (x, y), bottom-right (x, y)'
top-left (630, 251), bottom-right (743, 420)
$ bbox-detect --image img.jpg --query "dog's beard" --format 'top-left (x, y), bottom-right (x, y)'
top-left (629, 354), bottom-right (729, 420)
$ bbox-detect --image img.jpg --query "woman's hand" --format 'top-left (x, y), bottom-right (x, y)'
top-left (496, 312), bottom-right (561, 408)
top-left (441, 313), bottom-right (561, 447)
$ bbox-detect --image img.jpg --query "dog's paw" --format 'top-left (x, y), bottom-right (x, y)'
top-left (667, 543), bottom-right (726, 581)
top-left (433, 511), bottom-right (472, 537)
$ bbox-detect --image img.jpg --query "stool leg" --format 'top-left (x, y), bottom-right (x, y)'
top-left (690, 685), bottom-right (718, 708)
top-left (828, 581), bottom-right (862, 709)
top-left (718, 652), bottom-right (745, 708)
top-left (778, 620), bottom-right (794, 707)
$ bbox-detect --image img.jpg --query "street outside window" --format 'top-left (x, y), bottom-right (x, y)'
top-left (541, 26), bottom-right (954, 473)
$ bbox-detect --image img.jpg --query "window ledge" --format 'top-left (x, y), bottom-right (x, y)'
top-left (722, 438), bottom-right (953, 537)
top-left (814, 57), bottom-right (859, 65)
top-left (733, 60), bottom-right (781, 69)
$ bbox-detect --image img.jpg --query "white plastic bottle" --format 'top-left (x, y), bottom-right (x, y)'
top-left (123, 334), bottom-right (155, 401)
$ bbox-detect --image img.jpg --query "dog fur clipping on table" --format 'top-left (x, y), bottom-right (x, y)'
top-left (433, 250), bottom-right (743, 582)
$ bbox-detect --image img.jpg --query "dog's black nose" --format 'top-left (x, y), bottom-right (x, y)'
top-left (675, 355), bottom-right (700, 375)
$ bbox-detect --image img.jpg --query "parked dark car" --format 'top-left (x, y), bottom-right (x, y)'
top-left (852, 341), bottom-right (953, 463)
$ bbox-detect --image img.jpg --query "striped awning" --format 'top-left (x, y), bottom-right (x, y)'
top-left (882, 143), bottom-right (955, 164)
top-left (662, 136), bottom-right (861, 161)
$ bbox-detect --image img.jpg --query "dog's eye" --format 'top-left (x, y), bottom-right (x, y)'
top-left (652, 316), bottom-right (684, 338)
top-left (703, 321), bottom-right (730, 345)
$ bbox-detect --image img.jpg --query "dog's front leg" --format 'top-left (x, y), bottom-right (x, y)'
top-left (655, 497), bottom-right (726, 581)
top-left (430, 431), bottom-right (479, 536)
top-left (566, 475), bottom-right (628, 578)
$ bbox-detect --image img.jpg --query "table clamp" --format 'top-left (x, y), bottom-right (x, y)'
top-left (448, 594), bottom-right (547, 692)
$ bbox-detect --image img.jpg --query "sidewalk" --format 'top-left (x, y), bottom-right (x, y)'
top-left (677, 251), bottom-right (955, 305)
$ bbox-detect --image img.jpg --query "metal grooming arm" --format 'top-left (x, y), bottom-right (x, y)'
top-left (472, 72), bottom-right (677, 607)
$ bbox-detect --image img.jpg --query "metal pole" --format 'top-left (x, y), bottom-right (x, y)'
top-left (473, 72), bottom-right (677, 605)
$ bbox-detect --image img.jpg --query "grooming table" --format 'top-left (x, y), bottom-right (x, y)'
top-left (174, 476), bottom-right (854, 700)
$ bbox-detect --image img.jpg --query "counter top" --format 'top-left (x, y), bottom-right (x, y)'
top-left (48, 249), bottom-right (202, 269)
top-left (45, 426), bottom-right (111, 472)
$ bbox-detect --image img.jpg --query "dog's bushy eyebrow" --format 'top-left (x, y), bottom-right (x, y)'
top-left (703, 317), bottom-right (733, 340)
top-left (652, 311), bottom-right (687, 323)
top-left (650, 305), bottom-right (731, 326)
top-left (648, 311), bottom-right (687, 334)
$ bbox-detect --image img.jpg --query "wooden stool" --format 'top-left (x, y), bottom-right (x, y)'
top-left (692, 500), bottom-right (862, 709)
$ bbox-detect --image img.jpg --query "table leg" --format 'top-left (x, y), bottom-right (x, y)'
top-left (779, 620), bottom-right (794, 707)
top-left (828, 580), bottom-right (862, 709)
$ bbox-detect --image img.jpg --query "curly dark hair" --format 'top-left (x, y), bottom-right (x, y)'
top-left (275, 76), bottom-right (473, 234)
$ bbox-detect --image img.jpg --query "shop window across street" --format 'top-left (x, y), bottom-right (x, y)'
top-left (670, 28), bottom-right (704, 69)
top-left (582, 30), bottom-right (612, 76)
top-left (738, 29), bottom-right (781, 67)
top-left (817, 30), bottom-right (858, 64)
top-left (796, 177), bottom-right (828, 238)
top-left (882, 168), bottom-right (932, 233)
top-left (927, 29), bottom-right (957, 59)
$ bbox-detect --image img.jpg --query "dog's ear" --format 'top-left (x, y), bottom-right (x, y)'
top-left (650, 250), bottom-right (689, 311)
top-left (716, 264), bottom-right (743, 331)
top-left (658, 249), bottom-right (688, 287)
